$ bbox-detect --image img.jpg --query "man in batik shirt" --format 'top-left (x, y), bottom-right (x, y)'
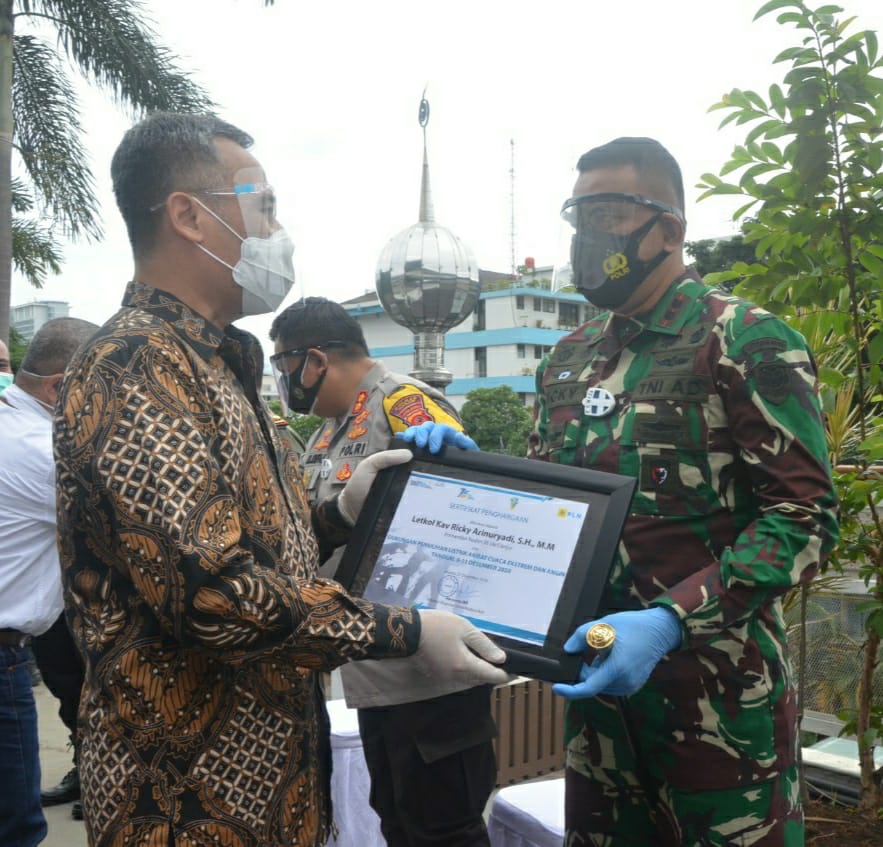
top-left (532, 138), bottom-right (839, 846)
top-left (53, 112), bottom-right (507, 847)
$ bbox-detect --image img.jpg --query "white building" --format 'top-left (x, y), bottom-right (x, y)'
top-left (11, 299), bottom-right (71, 341)
top-left (342, 267), bottom-right (598, 410)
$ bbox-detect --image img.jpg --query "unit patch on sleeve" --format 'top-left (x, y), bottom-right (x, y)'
top-left (387, 392), bottom-right (434, 426)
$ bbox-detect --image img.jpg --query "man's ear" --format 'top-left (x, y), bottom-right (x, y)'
top-left (165, 192), bottom-right (206, 244)
top-left (306, 348), bottom-right (330, 371)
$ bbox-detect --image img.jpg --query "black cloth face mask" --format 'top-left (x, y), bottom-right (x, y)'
top-left (270, 341), bottom-right (347, 415)
top-left (571, 212), bottom-right (671, 309)
top-left (277, 360), bottom-right (327, 414)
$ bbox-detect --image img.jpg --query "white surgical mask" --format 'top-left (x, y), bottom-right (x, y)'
top-left (194, 197), bottom-right (296, 316)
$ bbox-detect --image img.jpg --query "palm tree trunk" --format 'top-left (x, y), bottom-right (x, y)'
top-left (0, 0), bottom-right (13, 345)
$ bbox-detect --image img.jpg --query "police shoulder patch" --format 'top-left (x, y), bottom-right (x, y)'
top-left (384, 387), bottom-right (461, 432)
top-left (387, 392), bottom-right (433, 426)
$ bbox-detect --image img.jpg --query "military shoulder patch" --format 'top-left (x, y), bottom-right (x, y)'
top-left (753, 362), bottom-right (793, 405)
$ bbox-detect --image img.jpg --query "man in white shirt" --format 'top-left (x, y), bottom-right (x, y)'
top-left (0, 317), bottom-right (97, 847)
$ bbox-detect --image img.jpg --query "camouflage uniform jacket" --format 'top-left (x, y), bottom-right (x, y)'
top-left (301, 362), bottom-right (471, 708)
top-left (54, 283), bottom-right (419, 847)
top-left (529, 271), bottom-right (839, 789)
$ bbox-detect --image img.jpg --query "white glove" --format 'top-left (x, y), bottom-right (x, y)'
top-left (412, 609), bottom-right (510, 686)
top-left (337, 449), bottom-right (413, 526)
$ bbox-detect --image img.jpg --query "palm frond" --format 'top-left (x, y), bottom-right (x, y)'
top-left (11, 178), bottom-right (34, 214)
top-left (12, 34), bottom-right (101, 239)
top-left (12, 215), bottom-right (63, 288)
top-left (28, 0), bottom-right (214, 114)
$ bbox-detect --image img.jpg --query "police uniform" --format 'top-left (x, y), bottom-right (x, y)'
top-left (529, 272), bottom-right (838, 847)
top-left (302, 361), bottom-right (497, 847)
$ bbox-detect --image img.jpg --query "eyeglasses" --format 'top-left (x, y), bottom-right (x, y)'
top-left (269, 341), bottom-right (348, 366)
top-left (561, 192), bottom-right (685, 230)
top-left (149, 182), bottom-right (276, 215)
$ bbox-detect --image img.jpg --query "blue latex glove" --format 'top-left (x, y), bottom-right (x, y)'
top-left (399, 421), bottom-right (479, 453)
top-left (553, 607), bottom-right (682, 700)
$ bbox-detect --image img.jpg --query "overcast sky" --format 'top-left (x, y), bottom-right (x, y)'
top-left (12, 0), bottom-right (883, 346)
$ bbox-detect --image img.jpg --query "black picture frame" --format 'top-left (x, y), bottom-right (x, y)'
top-left (336, 438), bottom-right (636, 683)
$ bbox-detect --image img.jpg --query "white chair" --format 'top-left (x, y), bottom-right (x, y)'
top-left (488, 777), bottom-right (565, 847)
top-left (325, 698), bottom-right (385, 847)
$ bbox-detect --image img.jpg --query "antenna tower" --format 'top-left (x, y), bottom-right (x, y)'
top-left (509, 138), bottom-right (516, 278)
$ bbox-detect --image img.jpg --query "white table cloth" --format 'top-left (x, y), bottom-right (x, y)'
top-left (326, 698), bottom-right (385, 847)
top-left (488, 778), bottom-right (565, 847)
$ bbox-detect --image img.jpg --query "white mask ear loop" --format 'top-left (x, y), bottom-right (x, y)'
top-left (191, 195), bottom-right (245, 270)
top-left (192, 195), bottom-right (245, 242)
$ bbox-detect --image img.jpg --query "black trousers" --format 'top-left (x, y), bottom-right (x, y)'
top-left (31, 614), bottom-right (84, 746)
top-left (357, 685), bottom-right (497, 847)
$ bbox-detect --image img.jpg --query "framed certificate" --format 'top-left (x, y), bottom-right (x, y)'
top-left (336, 439), bottom-right (636, 682)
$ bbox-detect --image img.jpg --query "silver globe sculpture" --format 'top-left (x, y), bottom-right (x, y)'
top-left (375, 96), bottom-right (480, 389)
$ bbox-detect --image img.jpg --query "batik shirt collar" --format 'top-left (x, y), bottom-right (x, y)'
top-left (123, 280), bottom-right (264, 375)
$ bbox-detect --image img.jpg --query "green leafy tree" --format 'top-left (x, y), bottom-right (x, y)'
top-left (8, 322), bottom-right (25, 367)
top-left (266, 399), bottom-right (323, 447)
top-left (288, 412), bottom-right (323, 445)
top-left (697, 0), bottom-right (883, 812)
top-left (460, 385), bottom-right (532, 456)
top-left (0, 1), bottom-right (292, 344)
top-left (685, 231), bottom-right (757, 285)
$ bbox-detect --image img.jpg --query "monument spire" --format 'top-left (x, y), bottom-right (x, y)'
top-left (418, 90), bottom-right (435, 224)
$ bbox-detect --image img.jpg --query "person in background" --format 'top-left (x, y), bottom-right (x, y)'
top-left (269, 296), bottom-right (497, 847)
top-left (54, 111), bottom-right (507, 847)
top-left (0, 317), bottom-right (98, 847)
top-left (408, 137), bottom-right (838, 847)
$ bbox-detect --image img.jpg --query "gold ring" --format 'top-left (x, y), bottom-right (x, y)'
top-left (585, 622), bottom-right (615, 659)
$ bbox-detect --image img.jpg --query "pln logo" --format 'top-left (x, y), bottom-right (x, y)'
top-left (557, 507), bottom-right (582, 519)
top-left (457, 488), bottom-right (474, 500)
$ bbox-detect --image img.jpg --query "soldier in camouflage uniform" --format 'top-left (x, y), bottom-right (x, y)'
top-left (523, 138), bottom-right (840, 846)
top-left (270, 297), bottom-right (498, 847)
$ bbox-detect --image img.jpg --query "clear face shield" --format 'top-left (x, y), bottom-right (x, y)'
top-left (198, 165), bottom-right (296, 315)
top-left (552, 192), bottom-right (684, 308)
top-left (270, 347), bottom-right (308, 416)
top-left (217, 166), bottom-right (280, 239)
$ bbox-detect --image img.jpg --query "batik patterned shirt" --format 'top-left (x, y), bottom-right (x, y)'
top-left (529, 272), bottom-right (838, 788)
top-left (54, 281), bottom-right (419, 847)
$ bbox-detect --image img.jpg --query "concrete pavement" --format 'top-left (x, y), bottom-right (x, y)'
top-left (35, 683), bottom-right (87, 846)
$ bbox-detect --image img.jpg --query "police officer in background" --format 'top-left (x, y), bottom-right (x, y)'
top-left (413, 138), bottom-right (839, 847)
top-left (270, 297), bottom-right (498, 847)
